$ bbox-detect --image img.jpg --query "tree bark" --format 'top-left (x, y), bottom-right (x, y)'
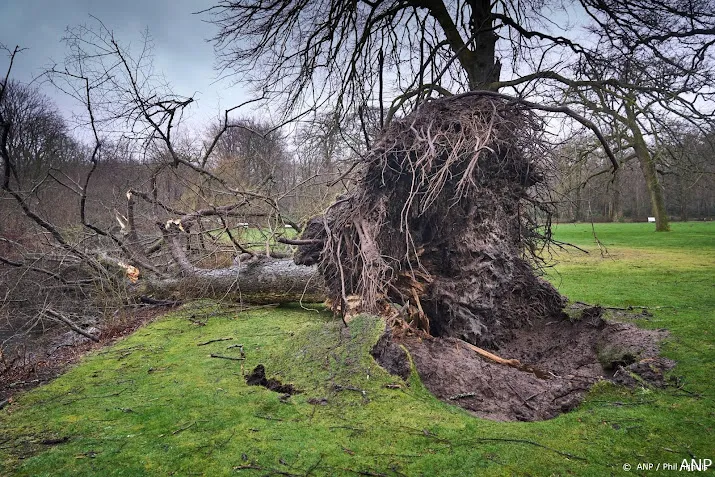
top-left (574, 165), bottom-right (584, 222)
top-left (625, 102), bottom-right (670, 231)
top-left (141, 259), bottom-right (325, 304)
top-left (150, 224), bottom-right (325, 303)
top-left (609, 167), bottom-right (623, 222)
top-left (422, 0), bottom-right (500, 90)
top-left (467, 0), bottom-right (501, 89)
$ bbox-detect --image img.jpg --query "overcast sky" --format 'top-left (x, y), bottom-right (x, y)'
top-left (0, 0), bottom-right (249, 130)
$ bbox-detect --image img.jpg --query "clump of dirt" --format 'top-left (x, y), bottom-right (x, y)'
top-left (245, 364), bottom-right (301, 395)
top-left (612, 358), bottom-right (674, 388)
top-left (370, 326), bottom-right (411, 380)
top-left (374, 311), bottom-right (672, 422)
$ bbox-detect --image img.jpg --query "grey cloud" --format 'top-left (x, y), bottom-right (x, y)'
top-left (0, 0), bottom-right (247, 129)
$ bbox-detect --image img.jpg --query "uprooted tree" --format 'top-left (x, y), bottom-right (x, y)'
top-left (1, 1), bottom-right (714, 353)
top-left (203, 0), bottom-right (713, 335)
top-left (297, 94), bottom-right (579, 346)
top-left (208, 0), bottom-right (715, 232)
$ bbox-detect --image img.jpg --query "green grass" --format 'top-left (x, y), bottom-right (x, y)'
top-left (212, 226), bottom-right (298, 254)
top-left (1, 222), bottom-right (713, 476)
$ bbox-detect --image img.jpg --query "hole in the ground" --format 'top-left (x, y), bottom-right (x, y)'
top-left (597, 344), bottom-right (638, 371)
top-left (245, 364), bottom-right (301, 395)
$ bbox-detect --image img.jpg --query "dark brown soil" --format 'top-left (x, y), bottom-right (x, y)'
top-left (374, 308), bottom-right (673, 421)
top-left (370, 326), bottom-right (411, 380)
top-left (245, 364), bottom-right (301, 395)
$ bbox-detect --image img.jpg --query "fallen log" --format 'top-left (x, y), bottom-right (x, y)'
top-left (133, 224), bottom-right (327, 304)
top-left (138, 258), bottom-right (325, 304)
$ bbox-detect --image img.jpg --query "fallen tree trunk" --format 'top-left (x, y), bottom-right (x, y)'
top-left (139, 258), bottom-right (325, 304)
top-left (135, 224), bottom-right (326, 303)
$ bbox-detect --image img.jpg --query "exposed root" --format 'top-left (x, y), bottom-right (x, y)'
top-left (302, 95), bottom-right (564, 346)
top-left (457, 339), bottom-right (550, 379)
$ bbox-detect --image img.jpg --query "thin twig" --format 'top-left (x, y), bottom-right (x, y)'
top-left (198, 338), bottom-right (233, 346)
top-left (172, 421), bottom-right (196, 435)
top-left (210, 354), bottom-right (245, 361)
top-left (474, 438), bottom-right (588, 462)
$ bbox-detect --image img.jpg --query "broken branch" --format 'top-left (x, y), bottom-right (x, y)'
top-left (198, 338), bottom-right (233, 346)
top-left (277, 237), bottom-right (323, 246)
top-left (457, 339), bottom-right (550, 379)
top-left (43, 308), bottom-right (99, 342)
top-left (209, 354), bottom-right (245, 361)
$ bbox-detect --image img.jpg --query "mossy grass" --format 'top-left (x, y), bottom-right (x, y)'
top-left (1, 222), bottom-right (713, 475)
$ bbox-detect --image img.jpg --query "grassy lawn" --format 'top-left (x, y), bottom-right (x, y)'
top-left (1, 222), bottom-right (713, 476)
top-left (212, 226), bottom-right (298, 255)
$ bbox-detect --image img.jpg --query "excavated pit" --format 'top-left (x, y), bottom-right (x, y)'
top-left (372, 306), bottom-right (673, 421)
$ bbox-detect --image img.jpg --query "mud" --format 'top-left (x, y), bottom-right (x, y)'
top-left (375, 308), bottom-right (673, 421)
top-left (370, 326), bottom-right (411, 380)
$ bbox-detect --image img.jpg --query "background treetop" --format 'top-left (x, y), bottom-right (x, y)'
top-left (206, 0), bottom-right (715, 126)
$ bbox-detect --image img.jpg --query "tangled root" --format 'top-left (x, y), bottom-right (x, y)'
top-left (301, 94), bottom-right (565, 346)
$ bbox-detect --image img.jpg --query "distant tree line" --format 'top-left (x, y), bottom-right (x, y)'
top-left (552, 130), bottom-right (714, 223)
top-left (1, 78), bottom-right (712, 260)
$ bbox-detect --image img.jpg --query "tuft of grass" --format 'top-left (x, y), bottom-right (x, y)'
top-left (1, 222), bottom-right (713, 476)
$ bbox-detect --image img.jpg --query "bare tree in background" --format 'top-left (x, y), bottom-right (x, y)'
top-left (1, 51), bottom-right (114, 349)
top-left (560, 0), bottom-right (715, 231)
top-left (1, 23), bottom-right (326, 360)
top-left (209, 118), bottom-right (291, 196)
top-left (206, 0), bottom-right (715, 232)
top-left (0, 80), bottom-right (82, 185)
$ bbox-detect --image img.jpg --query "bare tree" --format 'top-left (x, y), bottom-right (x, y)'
top-left (0, 81), bottom-right (82, 185)
top-left (1, 46), bottom-right (111, 349)
top-left (205, 0), bottom-right (573, 121)
top-left (655, 125), bottom-right (715, 221)
top-left (1, 22), bottom-right (326, 358)
top-left (206, 0), bottom-right (715, 233)
top-left (559, 1), bottom-right (715, 230)
top-left (209, 118), bottom-right (292, 196)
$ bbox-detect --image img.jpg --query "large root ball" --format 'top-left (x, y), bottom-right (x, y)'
top-left (303, 94), bottom-right (566, 346)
